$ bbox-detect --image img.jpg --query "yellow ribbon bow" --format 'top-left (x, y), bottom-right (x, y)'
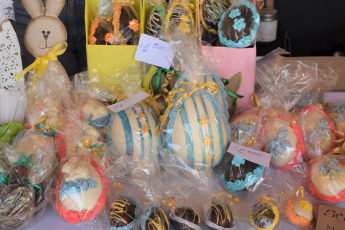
top-left (215, 190), bottom-right (240, 205)
top-left (15, 42), bottom-right (67, 81)
top-left (162, 197), bottom-right (176, 210)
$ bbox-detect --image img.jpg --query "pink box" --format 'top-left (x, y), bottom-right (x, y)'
top-left (198, 0), bottom-right (257, 110)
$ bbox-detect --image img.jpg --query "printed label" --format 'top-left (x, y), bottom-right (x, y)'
top-left (227, 142), bottom-right (272, 167)
top-left (107, 91), bottom-right (150, 113)
top-left (135, 34), bottom-right (174, 69)
top-left (316, 204), bottom-right (345, 230)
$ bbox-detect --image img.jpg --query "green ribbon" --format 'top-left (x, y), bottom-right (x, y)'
top-left (221, 78), bottom-right (244, 108)
top-left (13, 155), bottom-right (32, 168)
top-left (21, 176), bottom-right (42, 193)
top-left (152, 68), bottom-right (179, 95)
top-left (0, 172), bottom-right (8, 185)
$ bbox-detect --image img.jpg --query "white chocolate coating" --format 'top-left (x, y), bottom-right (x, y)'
top-left (293, 199), bottom-right (313, 222)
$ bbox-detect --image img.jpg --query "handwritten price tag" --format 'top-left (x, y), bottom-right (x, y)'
top-left (316, 204), bottom-right (345, 230)
top-left (107, 91), bottom-right (150, 113)
top-left (227, 142), bottom-right (272, 167)
top-left (135, 34), bottom-right (174, 69)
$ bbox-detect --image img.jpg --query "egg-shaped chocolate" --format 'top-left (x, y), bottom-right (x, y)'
top-left (170, 207), bottom-right (201, 230)
top-left (165, 1), bottom-right (195, 36)
top-left (146, 5), bottom-right (166, 37)
top-left (109, 194), bottom-right (138, 229)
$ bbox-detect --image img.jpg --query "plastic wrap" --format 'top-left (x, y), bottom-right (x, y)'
top-left (145, 4), bottom-right (167, 38)
top-left (249, 195), bottom-right (280, 230)
top-left (298, 105), bottom-right (335, 159)
top-left (55, 153), bottom-right (109, 224)
top-left (263, 111), bottom-right (305, 170)
top-left (148, 67), bottom-right (180, 97)
top-left (325, 103), bottom-right (345, 152)
top-left (307, 154), bottom-right (345, 203)
top-left (218, 1), bottom-right (259, 48)
top-left (164, 0), bottom-right (195, 37)
top-left (0, 121), bottom-right (23, 144)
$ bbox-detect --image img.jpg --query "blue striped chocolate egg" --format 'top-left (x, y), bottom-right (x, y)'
top-left (106, 102), bottom-right (160, 161)
top-left (165, 92), bottom-right (230, 170)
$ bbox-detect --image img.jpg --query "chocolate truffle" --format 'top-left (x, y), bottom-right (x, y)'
top-left (144, 206), bottom-right (169, 230)
top-left (218, 1), bottom-right (259, 48)
top-left (0, 185), bottom-right (35, 229)
top-left (109, 195), bottom-right (137, 228)
top-left (9, 165), bottom-right (28, 185)
top-left (250, 202), bottom-right (278, 229)
top-left (170, 207), bottom-right (201, 230)
top-left (145, 6), bottom-right (166, 37)
top-left (207, 200), bottom-right (234, 229)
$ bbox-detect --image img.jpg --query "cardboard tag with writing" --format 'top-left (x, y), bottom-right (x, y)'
top-left (107, 91), bottom-right (150, 113)
top-left (316, 204), bottom-right (345, 230)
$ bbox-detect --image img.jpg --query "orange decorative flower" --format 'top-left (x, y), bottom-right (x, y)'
top-left (129, 19), bottom-right (139, 32)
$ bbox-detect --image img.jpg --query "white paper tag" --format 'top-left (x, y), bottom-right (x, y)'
top-left (135, 34), bottom-right (174, 69)
top-left (107, 91), bottom-right (150, 113)
top-left (227, 142), bottom-right (272, 167)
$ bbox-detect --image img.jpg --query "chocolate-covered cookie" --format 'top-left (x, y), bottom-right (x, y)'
top-left (109, 195), bottom-right (137, 228)
top-left (111, 3), bottom-right (139, 45)
top-left (146, 6), bottom-right (166, 37)
top-left (218, 1), bottom-right (259, 48)
top-left (143, 206), bottom-right (169, 230)
top-left (207, 200), bottom-right (235, 229)
top-left (9, 165), bottom-right (28, 185)
top-left (0, 184), bottom-right (35, 229)
top-left (250, 201), bottom-right (279, 229)
top-left (170, 207), bottom-right (201, 230)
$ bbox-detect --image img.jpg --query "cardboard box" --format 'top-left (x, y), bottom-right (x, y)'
top-left (85, 0), bottom-right (143, 77)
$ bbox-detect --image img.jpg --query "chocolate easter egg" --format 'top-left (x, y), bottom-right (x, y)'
top-left (205, 200), bottom-right (235, 229)
top-left (165, 0), bottom-right (195, 36)
top-left (218, 1), bottom-right (259, 48)
top-left (106, 102), bottom-right (160, 162)
top-left (141, 205), bottom-right (169, 230)
top-left (165, 92), bottom-right (230, 170)
top-left (250, 200), bottom-right (279, 230)
top-left (9, 165), bottom-right (28, 185)
top-left (200, 0), bottom-right (231, 34)
top-left (109, 195), bottom-right (137, 229)
top-left (150, 68), bottom-right (179, 97)
top-left (89, 17), bottom-right (112, 45)
top-left (146, 6), bottom-right (166, 37)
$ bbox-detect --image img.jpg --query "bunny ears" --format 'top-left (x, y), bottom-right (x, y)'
top-left (21, 0), bottom-right (65, 19)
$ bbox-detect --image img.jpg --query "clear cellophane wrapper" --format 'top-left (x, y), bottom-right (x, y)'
top-left (89, 0), bottom-right (140, 45)
top-left (54, 151), bottom-right (109, 225)
top-left (145, 1), bottom-right (166, 38)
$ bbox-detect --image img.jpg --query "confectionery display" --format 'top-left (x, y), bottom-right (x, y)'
top-left (2, 0), bottom-right (345, 229)
top-left (218, 1), bottom-right (260, 48)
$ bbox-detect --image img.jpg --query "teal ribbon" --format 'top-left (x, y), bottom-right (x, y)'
top-left (21, 176), bottom-right (42, 193)
top-left (221, 78), bottom-right (244, 108)
top-left (0, 172), bottom-right (8, 185)
top-left (13, 155), bottom-right (31, 168)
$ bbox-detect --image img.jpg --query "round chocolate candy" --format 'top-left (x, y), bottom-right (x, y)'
top-left (109, 195), bottom-right (137, 229)
top-left (170, 207), bottom-right (201, 230)
top-left (142, 206), bottom-right (169, 230)
top-left (206, 200), bottom-right (235, 229)
top-left (250, 201), bottom-right (279, 230)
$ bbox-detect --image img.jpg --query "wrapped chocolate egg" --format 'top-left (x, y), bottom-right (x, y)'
top-left (264, 113), bottom-right (305, 170)
top-left (170, 207), bottom-right (201, 230)
top-left (141, 205), bottom-right (169, 230)
top-left (146, 5), bottom-right (166, 37)
top-left (250, 197), bottom-right (279, 230)
top-left (285, 187), bottom-right (314, 229)
top-left (165, 92), bottom-right (230, 170)
top-left (55, 156), bottom-right (109, 224)
top-left (307, 155), bottom-right (345, 203)
top-left (221, 155), bottom-right (264, 192)
top-left (298, 105), bottom-right (335, 159)
top-left (110, 2), bottom-right (139, 45)
top-left (0, 184), bottom-right (35, 229)
top-left (149, 68), bottom-right (179, 97)
top-left (8, 164), bottom-right (28, 185)
top-left (106, 102), bottom-right (160, 162)
top-left (218, 1), bottom-right (259, 48)
top-left (200, 0), bottom-right (231, 44)
top-left (204, 199), bottom-right (235, 229)
top-left (165, 0), bottom-right (195, 36)
top-left (108, 194), bottom-right (138, 229)
top-left (89, 17), bottom-right (113, 45)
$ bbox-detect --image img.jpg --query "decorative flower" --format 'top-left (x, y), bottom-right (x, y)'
top-left (267, 128), bottom-right (292, 157)
top-left (129, 19), bottom-right (139, 32)
top-left (320, 158), bottom-right (341, 181)
top-left (233, 18), bottom-right (246, 32)
top-left (105, 33), bottom-right (115, 44)
top-left (178, 15), bottom-right (191, 34)
top-left (229, 9), bottom-right (241, 19)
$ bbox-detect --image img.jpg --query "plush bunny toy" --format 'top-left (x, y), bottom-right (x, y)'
top-left (17, 0), bottom-right (69, 85)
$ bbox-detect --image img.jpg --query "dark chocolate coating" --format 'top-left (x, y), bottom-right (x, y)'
top-left (150, 69), bottom-right (178, 97)
top-left (109, 196), bottom-right (136, 227)
top-left (94, 21), bottom-right (109, 45)
top-left (251, 202), bottom-right (275, 229)
top-left (9, 165), bottom-right (28, 185)
top-left (201, 29), bottom-right (219, 46)
top-left (220, 5), bottom-right (254, 43)
top-left (0, 184), bottom-right (35, 229)
top-left (146, 9), bottom-right (163, 37)
top-left (171, 207), bottom-right (200, 230)
top-left (120, 6), bottom-right (138, 45)
top-left (224, 158), bottom-right (259, 183)
top-left (209, 201), bottom-right (234, 229)
top-left (201, 0), bottom-right (231, 32)
top-left (145, 207), bottom-right (169, 230)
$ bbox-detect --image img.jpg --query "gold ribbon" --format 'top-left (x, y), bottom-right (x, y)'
top-left (15, 42), bottom-right (67, 82)
top-left (113, 0), bottom-right (134, 4)
top-left (160, 81), bottom-right (218, 130)
top-left (113, 182), bottom-right (124, 192)
top-left (296, 186), bottom-right (305, 198)
top-left (215, 190), bottom-right (240, 205)
top-left (34, 115), bottom-right (50, 131)
top-left (334, 130), bottom-right (345, 143)
top-left (260, 195), bottom-right (275, 203)
top-left (328, 147), bottom-right (343, 155)
top-left (278, 191), bottom-right (287, 197)
top-left (316, 103), bottom-right (324, 110)
top-left (251, 93), bottom-right (262, 109)
top-left (162, 197), bottom-right (176, 210)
